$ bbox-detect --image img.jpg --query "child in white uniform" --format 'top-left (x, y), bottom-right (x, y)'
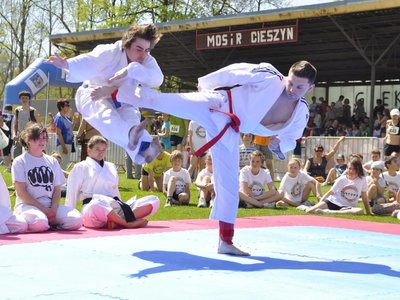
top-left (66, 135), bottom-right (160, 229)
top-left (12, 123), bottom-right (82, 232)
top-left (0, 173), bottom-right (27, 234)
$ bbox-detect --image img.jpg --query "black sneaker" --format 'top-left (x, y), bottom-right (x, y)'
top-left (165, 197), bottom-right (173, 207)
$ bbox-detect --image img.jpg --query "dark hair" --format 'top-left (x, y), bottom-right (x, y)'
top-left (121, 23), bottom-right (162, 49)
top-left (314, 144), bottom-right (324, 152)
top-left (87, 135), bottom-right (108, 149)
top-left (4, 104), bottom-right (12, 111)
top-left (19, 122), bottom-right (48, 150)
top-left (371, 149), bottom-right (381, 155)
top-left (18, 90), bottom-right (31, 99)
top-left (385, 156), bottom-right (398, 168)
top-left (290, 60), bottom-right (317, 84)
top-left (56, 98), bottom-right (70, 111)
top-left (349, 157), bottom-right (364, 178)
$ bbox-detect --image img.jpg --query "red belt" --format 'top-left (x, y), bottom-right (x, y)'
top-left (194, 90), bottom-right (241, 157)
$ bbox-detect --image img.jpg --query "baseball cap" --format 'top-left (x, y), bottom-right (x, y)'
top-left (336, 154), bottom-right (345, 160)
top-left (371, 160), bottom-right (385, 171)
top-left (390, 108), bottom-right (400, 117)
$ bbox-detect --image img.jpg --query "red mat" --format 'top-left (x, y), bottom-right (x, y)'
top-left (1, 215), bottom-right (399, 245)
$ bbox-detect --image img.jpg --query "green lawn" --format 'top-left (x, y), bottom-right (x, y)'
top-left (2, 164), bottom-right (398, 224)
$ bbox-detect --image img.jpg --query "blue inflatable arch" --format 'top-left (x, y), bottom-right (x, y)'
top-left (3, 58), bottom-right (81, 108)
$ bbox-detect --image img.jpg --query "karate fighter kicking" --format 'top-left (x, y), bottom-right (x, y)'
top-left (101, 60), bottom-right (316, 256)
top-left (46, 23), bottom-right (164, 164)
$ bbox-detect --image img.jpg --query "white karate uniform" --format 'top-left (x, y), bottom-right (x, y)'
top-left (12, 153), bottom-right (82, 232)
top-left (0, 174), bottom-right (27, 234)
top-left (66, 40), bottom-right (164, 164)
top-left (121, 62), bottom-right (309, 224)
top-left (66, 157), bottom-right (159, 228)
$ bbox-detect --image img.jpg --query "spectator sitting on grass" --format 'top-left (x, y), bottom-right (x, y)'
top-left (322, 153), bottom-right (347, 186)
top-left (367, 160), bottom-right (386, 207)
top-left (163, 150), bottom-right (191, 207)
top-left (279, 158), bottom-right (322, 207)
top-left (382, 156), bottom-right (400, 201)
top-left (195, 153), bottom-right (215, 208)
top-left (363, 149), bottom-right (382, 174)
top-left (303, 157), bottom-right (372, 215)
top-left (239, 150), bottom-right (281, 208)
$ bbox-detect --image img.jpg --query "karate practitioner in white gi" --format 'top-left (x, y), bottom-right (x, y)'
top-left (0, 173), bottom-right (27, 234)
top-left (65, 135), bottom-right (160, 229)
top-left (46, 23), bottom-right (164, 164)
top-left (109, 60), bottom-right (317, 255)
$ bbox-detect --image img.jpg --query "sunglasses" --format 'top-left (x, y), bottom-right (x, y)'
top-left (314, 149), bottom-right (323, 152)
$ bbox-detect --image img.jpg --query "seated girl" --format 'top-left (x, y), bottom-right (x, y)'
top-left (66, 135), bottom-right (160, 229)
top-left (194, 153), bottom-right (215, 208)
top-left (278, 158), bottom-right (322, 207)
top-left (305, 157), bottom-right (372, 215)
top-left (12, 123), bottom-right (82, 232)
top-left (239, 150), bottom-right (281, 208)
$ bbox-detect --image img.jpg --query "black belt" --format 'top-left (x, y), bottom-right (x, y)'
top-left (82, 197), bottom-right (136, 222)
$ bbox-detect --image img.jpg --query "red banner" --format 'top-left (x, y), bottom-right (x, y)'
top-left (196, 23), bottom-right (298, 50)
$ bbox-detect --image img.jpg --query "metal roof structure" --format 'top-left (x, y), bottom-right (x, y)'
top-left (50, 0), bottom-right (400, 86)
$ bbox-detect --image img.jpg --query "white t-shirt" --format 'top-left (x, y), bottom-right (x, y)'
top-left (12, 152), bottom-right (65, 208)
top-left (163, 168), bottom-right (191, 194)
top-left (197, 168), bottom-right (214, 184)
top-left (326, 175), bottom-right (368, 207)
top-left (366, 175), bottom-right (386, 189)
top-left (188, 120), bottom-right (207, 152)
top-left (239, 166), bottom-right (273, 196)
top-left (382, 171), bottom-right (400, 194)
top-left (278, 171), bottom-right (314, 204)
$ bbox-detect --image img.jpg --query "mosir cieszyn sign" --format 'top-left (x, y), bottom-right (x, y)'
top-left (196, 24), bottom-right (298, 50)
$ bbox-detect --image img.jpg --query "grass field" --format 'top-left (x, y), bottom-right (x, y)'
top-left (2, 164), bottom-right (398, 224)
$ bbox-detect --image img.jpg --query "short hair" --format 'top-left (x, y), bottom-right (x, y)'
top-left (87, 135), bottom-right (108, 149)
top-left (170, 150), bottom-right (183, 162)
top-left (4, 104), bottom-right (12, 111)
top-left (349, 157), bottom-right (364, 178)
top-left (19, 122), bottom-right (48, 150)
top-left (18, 90), bottom-right (31, 99)
top-left (250, 150), bottom-right (265, 163)
top-left (121, 23), bottom-right (162, 49)
top-left (56, 98), bottom-right (70, 111)
top-left (289, 60), bottom-right (317, 84)
top-left (371, 149), bottom-right (381, 156)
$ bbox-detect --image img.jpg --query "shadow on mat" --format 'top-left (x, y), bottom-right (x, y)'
top-left (130, 250), bottom-right (400, 278)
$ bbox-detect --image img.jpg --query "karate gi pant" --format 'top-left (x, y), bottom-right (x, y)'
top-left (122, 87), bottom-right (240, 224)
top-left (0, 206), bottom-right (28, 234)
top-left (14, 204), bottom-right (83, 232)
top-left (82, 194), bottom-right (160, 228)
top-left (75, 86), bottom-right (153, 164)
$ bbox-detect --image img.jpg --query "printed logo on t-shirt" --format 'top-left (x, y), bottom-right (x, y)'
top-left (170, 125), bottom-right (180, 134)
top-left (175, 177), bottom-right (186, 194)
top-left (291, 182), bottom-right (302, 198)
top-left (340, 185), bottom-right (359, 202)
top-left (28, 166), bottom-right (54, 191)
top-left (387, 181), bottom-right (399, 193)
top-left (387, 126), bottom-right (399, 135)
top-left (153, 164), bottom-right (165, 175)
top-left (251, 181), bottom-right (264, 196)
top-left (195, 126), bottom-right (206, 138)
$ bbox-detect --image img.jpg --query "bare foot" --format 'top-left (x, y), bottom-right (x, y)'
top-left (143, 137), bottom-right (163, 163)
top-left (126, 219), bottom-right (148, 228)
top-left (218, 240), bottom-right (250, 256)
top-left (90, 86), bottom-right (116, 101)
top-left (128, 119), bottom-right (148, 151)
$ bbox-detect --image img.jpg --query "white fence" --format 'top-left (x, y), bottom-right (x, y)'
top-left (46, 134), bottom-right (385, 180)
top-left (273, 136), bottom-right (384, 180)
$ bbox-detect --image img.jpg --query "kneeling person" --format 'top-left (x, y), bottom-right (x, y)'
top-left (66, 136), bottom-right (160, 229)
